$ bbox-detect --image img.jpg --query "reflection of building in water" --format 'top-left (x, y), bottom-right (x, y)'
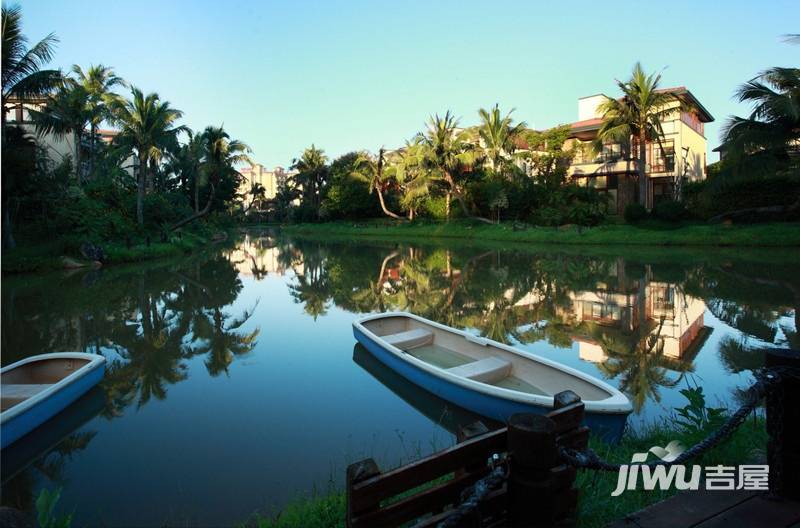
top-left (227, 236), bottom-right (304, 277)
top-left (567, 266), bottom-right (709, 364)
top-left (648, 282), bottom-right (707, 359)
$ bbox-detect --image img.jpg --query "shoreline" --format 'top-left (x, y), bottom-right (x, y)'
top-left (1, 231), bottom-right (220, 274)
top-left (280, 220), bottom-right (800, 248)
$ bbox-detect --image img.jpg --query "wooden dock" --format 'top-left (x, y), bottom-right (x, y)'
top-left (607, 489), bottom-right (800, 528)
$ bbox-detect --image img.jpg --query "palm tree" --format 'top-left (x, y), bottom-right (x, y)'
top-left (352, 148), bottom-right (403, 219)
top-left (165, 129), bottom-right (204, 211)
top-left (110, 87), bottom-right (185, 225)
top-left (418, 111), bottom-right (489, 222)
top-left (291, 144), bottom-right (328, 212)
top-left (1, 4), bottom-right (61, 128)
top-left (71, 64), bottom-right (126, 174)
top-left (596, 63), bottom-right (679, 206)
top-left (477, 104), bottom-right (527, 174)
top-left (30, 83), bottom-right (90, 182)
top-left (721, 66), bottom-right (800, 168)
top-left (387, 138), bottom-right (435, 220)
top-left (171, 125), bottom-right (251, 229)
top-left (2, 4), bottom-right (61, 249)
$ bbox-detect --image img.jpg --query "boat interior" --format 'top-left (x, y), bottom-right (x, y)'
top-left (363, 315), bottom-right (611, 402)
top-left (1, 357), bottom-right (90, 412)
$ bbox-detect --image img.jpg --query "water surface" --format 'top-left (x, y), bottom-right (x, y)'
top-left (1, 232), bottom-right (797, 526)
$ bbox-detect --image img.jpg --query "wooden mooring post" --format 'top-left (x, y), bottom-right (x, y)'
top-left (765, 348), bottom-right (800, 500)
top-left (345, 390), bottom-right (587, 527)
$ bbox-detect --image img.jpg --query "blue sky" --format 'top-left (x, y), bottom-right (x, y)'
top-left (19, 0), bottom-right (799, 167)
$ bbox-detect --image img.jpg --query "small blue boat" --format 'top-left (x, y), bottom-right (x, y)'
top-left (353, 312), bottom-right (632, 442)
top-left (1, 353), bottom-right (106, 449)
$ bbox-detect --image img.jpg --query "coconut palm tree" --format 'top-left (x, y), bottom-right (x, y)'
top-left (477, 104), bottom-right (527, 175)
top-left (388, 138), bottom-right (436, 220)
top-left (2, 4), bottom-right (61, 249)
top-left (30, 83), bottom-right (90, 182)
top-left (110, 87), bottom-right (185, 225)
top-left (165, 129), bottom-right (204, 208)
top-left (1, 4), bottom-right (61, 128)
top-left (721, 66), bottom-right (800, 168)
top-left (418, 111), bottom-right (489, 222)
top-left (351, 148), bottom-right (403, 219)
top-left (71, 64), bottom-right (126, 174)
top-left (290, 144), bottom-right (329, 212)
top-left (596, 63), bottom-right (679, 206)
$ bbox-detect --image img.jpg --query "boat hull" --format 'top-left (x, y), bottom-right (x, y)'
top-left (1, 356), bottom-right (105, 449)
top-left (354, 326), bottom-right (628, 442)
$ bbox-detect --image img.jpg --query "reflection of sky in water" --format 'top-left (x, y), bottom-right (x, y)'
top-left (1, 235), bottom-right (796, 526)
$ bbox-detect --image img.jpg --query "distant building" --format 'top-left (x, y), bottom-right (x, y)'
top-left (238, 164), bottom-right (297, 209)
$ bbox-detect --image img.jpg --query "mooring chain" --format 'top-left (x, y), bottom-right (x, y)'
top-left (437, 365), bottom-right (799, 526)
top-left (438, 459), bottom-right (507, 528)
top-left (560, 367), bottom-right (786, 471)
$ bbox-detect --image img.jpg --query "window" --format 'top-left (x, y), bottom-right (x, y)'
top-left (649, 140), bottom-right (675, 173)
top-left (681, 111), bottom-right (704, 136)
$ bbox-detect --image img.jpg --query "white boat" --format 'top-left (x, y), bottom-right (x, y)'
top-left (353, 312), bottom-right (632, 441)
top-left (1, 352), bottom-right (106, 448)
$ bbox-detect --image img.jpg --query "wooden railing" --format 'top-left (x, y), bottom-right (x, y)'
top-left (346, 390), bottom-right (589, 528)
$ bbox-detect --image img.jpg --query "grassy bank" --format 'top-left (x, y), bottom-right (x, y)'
top-left (282, 220), bottom-right (800, 247)
top-left (1, 230), bottom-right (217, 274)
top-left (247, 411), bottom-right (767, 528)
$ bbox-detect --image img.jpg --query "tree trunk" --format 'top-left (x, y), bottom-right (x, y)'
top-left (170, 183), bottom-right (216, 231)
top-left (194, 175), bottom-right (200, 213)
top-left (137, 152), bottom-right (146, 225)
top-left (638, 131), bottom-right (648, 207)
top-left (444, 172), bottom-right (494, 224)
top-left (74, 131), bottom-right (82, 185)
top-left (376, 186), bottom-right (402, 219)
top-left (2, 202), bottom-right (16, 250)
top-left (445, 192), bottom-right (451, 221)
top-left (89, 123), bottom-right (96, 177)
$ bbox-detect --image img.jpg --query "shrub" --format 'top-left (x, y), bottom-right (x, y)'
top-left (685, 175), bottom-right (800, 221)
top-left (422, 196), bottom-right (458, 220)
top-left (651, 199), bottom-right (687, 223)
top-left (624, 203), bottom-right (648, 223)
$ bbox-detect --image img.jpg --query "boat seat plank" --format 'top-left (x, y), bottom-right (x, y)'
top-left (2, 384), bottom-right (52, 399)
top-left (384, 328), bottom-right (434, 350)
top-left (446, 357), bottom-right (512, 384)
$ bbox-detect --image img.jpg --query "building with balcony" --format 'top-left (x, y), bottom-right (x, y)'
top-left (238, 164), bottom-right (297, 210)
top-left (565, 88), bottom-right (714, 213)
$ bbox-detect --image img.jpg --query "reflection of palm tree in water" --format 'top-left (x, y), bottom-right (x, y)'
top-left (102, 256), bottom-right (260, 413)
top-left (190, 304), bottom-right (260, 376)
top-left (1, 430), bottom-right (97, 512)
top-left (595, 317), bottom-right (688, 412)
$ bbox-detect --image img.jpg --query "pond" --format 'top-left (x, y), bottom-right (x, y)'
top-left (1, 231), bottom-right (797, 526)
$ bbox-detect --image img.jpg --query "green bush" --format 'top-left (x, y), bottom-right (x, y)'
top-left (422, 196), bottom-right (458, 220)
top-left (624, 203), bottom-right (648, 223)
top-left (652, 199), bottom-right (687, 223)
top-left (684, 175), bottom-right (800, 221)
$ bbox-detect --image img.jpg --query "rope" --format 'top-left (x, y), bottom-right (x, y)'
top-left (435, 364), bottom-right (798, 526)
top-left (559, 368), bottom-right (779, 471)
top-left (438, 464), bottom-right (507, 528)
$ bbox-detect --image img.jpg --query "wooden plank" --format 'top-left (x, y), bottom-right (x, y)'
top-left (415, 486), bottom-right (508, 528)
top-left (346, 459), bottom-right (381, 525)
top-left (350, 428), bottom-right (506, 511)
top-left (351, 469), bottom-right (487, 528)
top-left (545, 401), bottom-right (585, 434)
top-left (557, 426), bottom-right (590, 450)
top-left (694, 495), bottom-right (800, 528)
top-left (606, 489), bottom-right (757, 528)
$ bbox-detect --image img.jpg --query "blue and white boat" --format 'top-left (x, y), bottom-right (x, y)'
top-left (353, 312), bottom-right (632, 442)
top-left (1, 352), bottom-right (106, 449)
